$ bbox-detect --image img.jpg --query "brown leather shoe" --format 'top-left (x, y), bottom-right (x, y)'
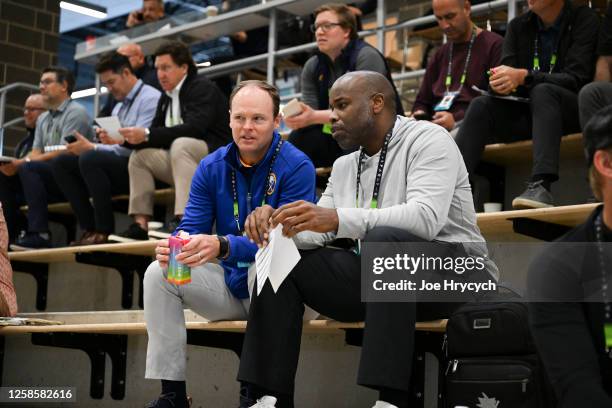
top-left (69, 231), bottom-right (95, 246)
top-left (80, 232), bottom-right (109, 246)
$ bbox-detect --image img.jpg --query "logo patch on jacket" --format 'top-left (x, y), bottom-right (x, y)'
top-left (266, 173), bottom-right (277, 195)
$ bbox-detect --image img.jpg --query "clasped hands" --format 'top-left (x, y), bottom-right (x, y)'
top-left (244, 201), bottom-right (339, 247)
top-left (488, 65), bottom-right (528, 96)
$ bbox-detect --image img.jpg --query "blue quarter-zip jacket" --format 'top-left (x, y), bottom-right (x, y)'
top-left (177, 132), bottom-right (316, 298)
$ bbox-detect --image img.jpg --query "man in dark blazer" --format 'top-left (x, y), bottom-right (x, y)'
top-left (111, 40), bottom-right (231, 241)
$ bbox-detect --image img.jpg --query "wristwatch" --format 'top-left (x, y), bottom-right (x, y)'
top-left (144, 128), bottom-right (150, 142)
top-left (217, 235), bottom-right (230, 259)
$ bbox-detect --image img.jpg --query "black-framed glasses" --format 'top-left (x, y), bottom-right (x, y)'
top-left (310, 22), bottom-right (342, 33)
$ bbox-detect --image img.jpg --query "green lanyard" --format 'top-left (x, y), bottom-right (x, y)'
top-left (533, 35), bottom-right (558, 74)
top-left (230, 139), bottom-right (283, 232)
top-left (445, 27), bottom-right (477, 92)
top-left (355, 129), bottom-right (392, 209)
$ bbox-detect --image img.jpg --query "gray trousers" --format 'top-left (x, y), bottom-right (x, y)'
top-left (144, 261), bottom-right (249, 380)
top-left (579, 81), bottom-right (612, 129)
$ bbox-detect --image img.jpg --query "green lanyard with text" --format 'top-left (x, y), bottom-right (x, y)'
top-left (533, 35), bottom-right (558, 74)
top-left (230, 139), bottom-right (283, 232)
top-left (445, 27), bottom-right (477, 92)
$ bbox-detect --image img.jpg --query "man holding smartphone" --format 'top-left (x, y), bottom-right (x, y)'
top-left (10, 67), bottom-right (94, 250)
top-left (126, 0), bottom-right (165, 28)
top-left (51, 52), bottom-right (161, 246)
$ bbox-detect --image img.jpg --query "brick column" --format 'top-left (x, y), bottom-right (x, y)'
top-left (0, 0), bottom-right (59, 153)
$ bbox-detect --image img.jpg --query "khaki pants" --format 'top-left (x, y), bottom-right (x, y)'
top-left (128, 137), bottom-right (208, 216)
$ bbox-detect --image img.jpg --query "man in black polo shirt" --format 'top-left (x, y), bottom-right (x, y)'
top-left (455, 0), bottom-right (599, 209)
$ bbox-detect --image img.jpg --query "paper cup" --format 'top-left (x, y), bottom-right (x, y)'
top-left (483, 202), bottom-right (502, 213)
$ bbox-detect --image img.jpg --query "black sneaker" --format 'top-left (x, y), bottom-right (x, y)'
top-left (10, 231), bottom-right (51, 251)
top-left (148, 217), bottom-right (181, 239)
top-left (511, 180), bottom-right (554, 209)
top-left (108, 223), bottom-right (149, 243)
top-left (144, 392), bottom-right (191, 408)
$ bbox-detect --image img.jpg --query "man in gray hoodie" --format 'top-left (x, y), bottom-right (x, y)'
top-left (237, 71), bottom-right (497, 408)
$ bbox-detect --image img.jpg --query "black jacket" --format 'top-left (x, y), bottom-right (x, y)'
top-left (502, 0), bottom-right (599, 94)
top-left (138, 71), bottom-right (231, 152)
top-left (528, 206), bottom-right (612, 408)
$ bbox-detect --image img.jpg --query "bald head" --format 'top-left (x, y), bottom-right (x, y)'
top-left (329, 71), bottom-right (398, 153)
top-left (118, 43), bottom-right (145, 70)
top-left (23, 93), bottom-right (45, 128)
top-left (332, 71), bottom-right (396, 114)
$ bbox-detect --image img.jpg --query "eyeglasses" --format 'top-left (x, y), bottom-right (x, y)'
top-left (310, 22), bottom-right (342, 33)
top-left (39, 79), bottom-right (57, 86)
top-left (24, 107), bottom-right (45, 113)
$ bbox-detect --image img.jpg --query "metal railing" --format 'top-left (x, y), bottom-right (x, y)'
top-left (0, 82), bottom-right (40, 129)
top-left (89, 0), bottom-right (518, 111)
top-left (198, 0), bottom-right (516, 80)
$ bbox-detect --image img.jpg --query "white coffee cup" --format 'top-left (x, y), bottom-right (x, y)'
top-left (205, 5), bottom-right (218, 16)
top-left (483, 202), bottom-right (502, 213)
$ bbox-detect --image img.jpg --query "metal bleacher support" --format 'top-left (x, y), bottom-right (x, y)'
top-left (73, 0), bottom-right (520, 109)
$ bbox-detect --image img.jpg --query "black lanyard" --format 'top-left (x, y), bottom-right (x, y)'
top-left (355, 128), bottom-right (393, 209)
top-left (533, 34), bottom-right (558, 74)
top-left (118, 82), bottom-right (144, 122)
top-left (445, 26), bottom-right (477, 93)
top-left (230, 139), bottom-right (283, 232)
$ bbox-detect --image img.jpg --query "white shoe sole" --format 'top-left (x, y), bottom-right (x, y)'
top-left (511, 197), bottom-right (553, 210)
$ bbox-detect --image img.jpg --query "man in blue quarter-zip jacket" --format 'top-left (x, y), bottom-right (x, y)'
top-left (142, 80), bottom-right (316, 408)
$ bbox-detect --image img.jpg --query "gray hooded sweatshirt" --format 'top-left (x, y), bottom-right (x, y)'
top-left (295, 115), bottom-right (499, 279)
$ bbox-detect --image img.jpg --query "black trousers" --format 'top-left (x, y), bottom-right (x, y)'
top-left (17, 160), bottom-right (65, 233)
top-left (51, 150), bottom-right (129, 234)
top-left (288, 125), bottom-right (344, 168)
top-left (0, 173), bottom-right (25, 242)
top-left (455, 83), bottom-right (581, 182)
top-left (237, 227), bottom-right (460, 402)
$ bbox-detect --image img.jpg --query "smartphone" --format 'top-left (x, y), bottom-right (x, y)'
top-left (136, 11), bottom-right (143, 21)
top-left (64, 135), bottom-right (77, 144)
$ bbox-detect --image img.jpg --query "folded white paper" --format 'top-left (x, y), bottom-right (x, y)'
top-left (255, 224), bottom-right (301, 295)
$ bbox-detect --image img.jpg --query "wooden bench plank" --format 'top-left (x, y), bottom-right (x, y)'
top-left (482, 133), bottom-right (583, 166)
top-left (0, 311), bottom-right (447, 334)
top-left (476, 202), bottom-right (597, 237)
top-left (8, 204), bottom-right (597, 263)
top-left (9, 240), bottom-right (159, 263)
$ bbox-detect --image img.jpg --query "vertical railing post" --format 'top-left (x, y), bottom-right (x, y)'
top-left (267, 8), bottom-right (277, 85)
top-left (376, 0), bottom-right (386, 54)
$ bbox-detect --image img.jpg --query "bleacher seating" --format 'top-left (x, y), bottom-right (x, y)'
top-left (3, 1), bottom-right (605, 405)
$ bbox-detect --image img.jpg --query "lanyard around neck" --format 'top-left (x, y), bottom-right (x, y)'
top-left (355, 128), bottom-right (393, 209)
top-left (533, 34), bottom-right (558, 74)
top-left (119, 82), bottom-right (145, 122)
top-left (445, 27), bottom-right (477, 93)
top-left (230, 139), bottom-right (283, 232)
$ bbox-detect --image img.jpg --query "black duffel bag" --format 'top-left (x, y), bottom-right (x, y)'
top-left (444, 300), bottom-right (554, 408)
